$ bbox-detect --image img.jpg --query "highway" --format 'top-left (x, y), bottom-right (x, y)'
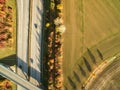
top-left (16, 0), bottom-right (43, 88)
top-left (16, 0), bottom-right (30, 89)
top-left (30, 0), bottom-right (43, 86)
top-left (16, 0), bottom-right (29, 79)
top-left (0, 64), bottom-right (42, 90)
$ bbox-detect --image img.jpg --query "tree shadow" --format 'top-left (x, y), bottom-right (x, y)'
top-left (67, 76), bottom-right (76, 89)
top-left (87, 48), bottom-right (96, 64)
top-left (36, 2), bottom-right (43, 27)
top-left (64, 85), bottom-right (68, 90)
top-left (83, 57), bottom-right (92, 72)
top-left (36, 30), bottom-right (44, 78)
top-left (78, 64), bottom-right (86, 77)
top-left (0, 54), bottom-right (16, 66)
top-left (37, 6), bottom-right (43, 17)
top-left (73, 71), bottom-right (81, 83)
top-left (96, 49), bottom-right (103, 60)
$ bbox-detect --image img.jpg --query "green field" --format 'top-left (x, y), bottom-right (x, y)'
top-left (63, 0), bottom-right (120, 89)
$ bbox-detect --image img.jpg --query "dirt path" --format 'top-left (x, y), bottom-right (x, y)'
top-left (88, 57), bottom-right (120, 90)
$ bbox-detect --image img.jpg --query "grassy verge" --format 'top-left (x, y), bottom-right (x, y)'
top-left (0, 0), bottom-right (17, 90)
top-left (0, 78), bottom-right (16, 90)
top-left (0, 0), bottom-right (16, 59)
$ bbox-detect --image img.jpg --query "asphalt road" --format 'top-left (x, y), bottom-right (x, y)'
top-left (30, 0), bottom-right (43, 86)
top-left (16, 0), bottom-right (29, 79)
top-left (16, 0), bottom-right (43, 88)
top-left (16, 0), bottom-right (30, 89)
top-left (0, 64), bottom-right (42, 90)
top-left (87, 57), bottom-right (120, 90)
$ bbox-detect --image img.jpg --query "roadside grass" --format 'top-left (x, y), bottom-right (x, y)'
top-left (0, 78), bottom-right (16, 90)
top-left (0, 0), bottom-right (16, 90)
top-left (0, 0), bottom-right (16, 59)
top-left (63, 0), bottom-right (120, 89)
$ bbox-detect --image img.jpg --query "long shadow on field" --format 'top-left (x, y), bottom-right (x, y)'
top-left (0, 54), bottom-right (16, 66)
top-left (87, 48), bottom-right (96, 64)
top-left (73, 71), bottom-right (81, 83)
top-left (67, 76), bottom-right (76, 89)
top-left (64, 85), bottom-right (68, 90)
top-left (83, 57), bottom-right (92, 72)
top-left (78, 64), bottom-right (86, 77)
top-left (97, 49), bottom-right (103, 60)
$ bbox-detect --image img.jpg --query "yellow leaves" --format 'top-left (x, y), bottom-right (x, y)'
top-left (8, 38), bottom-right (13, 43)
top-left (0, 10), bottom-right (5, 15)
top-left (57, 4), bottom-right (63, 10)
top-left (50, 0), bottom-right (55, 10)
top-left (55, 25), bottom-right (66, 34)
top-left (50, 59), bottom-right (54, 63)
top-left (46, 23), bottom-right (50, 28)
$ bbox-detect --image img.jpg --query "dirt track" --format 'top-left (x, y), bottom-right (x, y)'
top-left (88, 57), bottom-right (120, 90)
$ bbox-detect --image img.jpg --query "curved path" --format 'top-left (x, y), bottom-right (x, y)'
top-left (87, 57), bottom-right (120, 90)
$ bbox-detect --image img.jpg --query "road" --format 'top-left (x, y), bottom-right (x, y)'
top-left (16, 0), bottom-right (43, 88)
top-left (16, 0), bottom-right (30, 89)
top-left (16, 0), bottom-right (29, 79)
top-left (87, 57), bottom-right (120, 90)
top-left (0, 64), bottom-right (42, 90)
top-left (30, 0), bottom-right (43, 86)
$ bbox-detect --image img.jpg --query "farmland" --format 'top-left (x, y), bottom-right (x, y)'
top-left (63, 0), bottom-right (120, 89)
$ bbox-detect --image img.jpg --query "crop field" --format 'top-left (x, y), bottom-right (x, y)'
top-left (63, 0), bottom-right (120, 89)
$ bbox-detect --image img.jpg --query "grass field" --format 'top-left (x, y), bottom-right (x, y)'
top-left (63, 0), bottom-right (120, 89)
top-left (0, 0), bottom-right (16, 59)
